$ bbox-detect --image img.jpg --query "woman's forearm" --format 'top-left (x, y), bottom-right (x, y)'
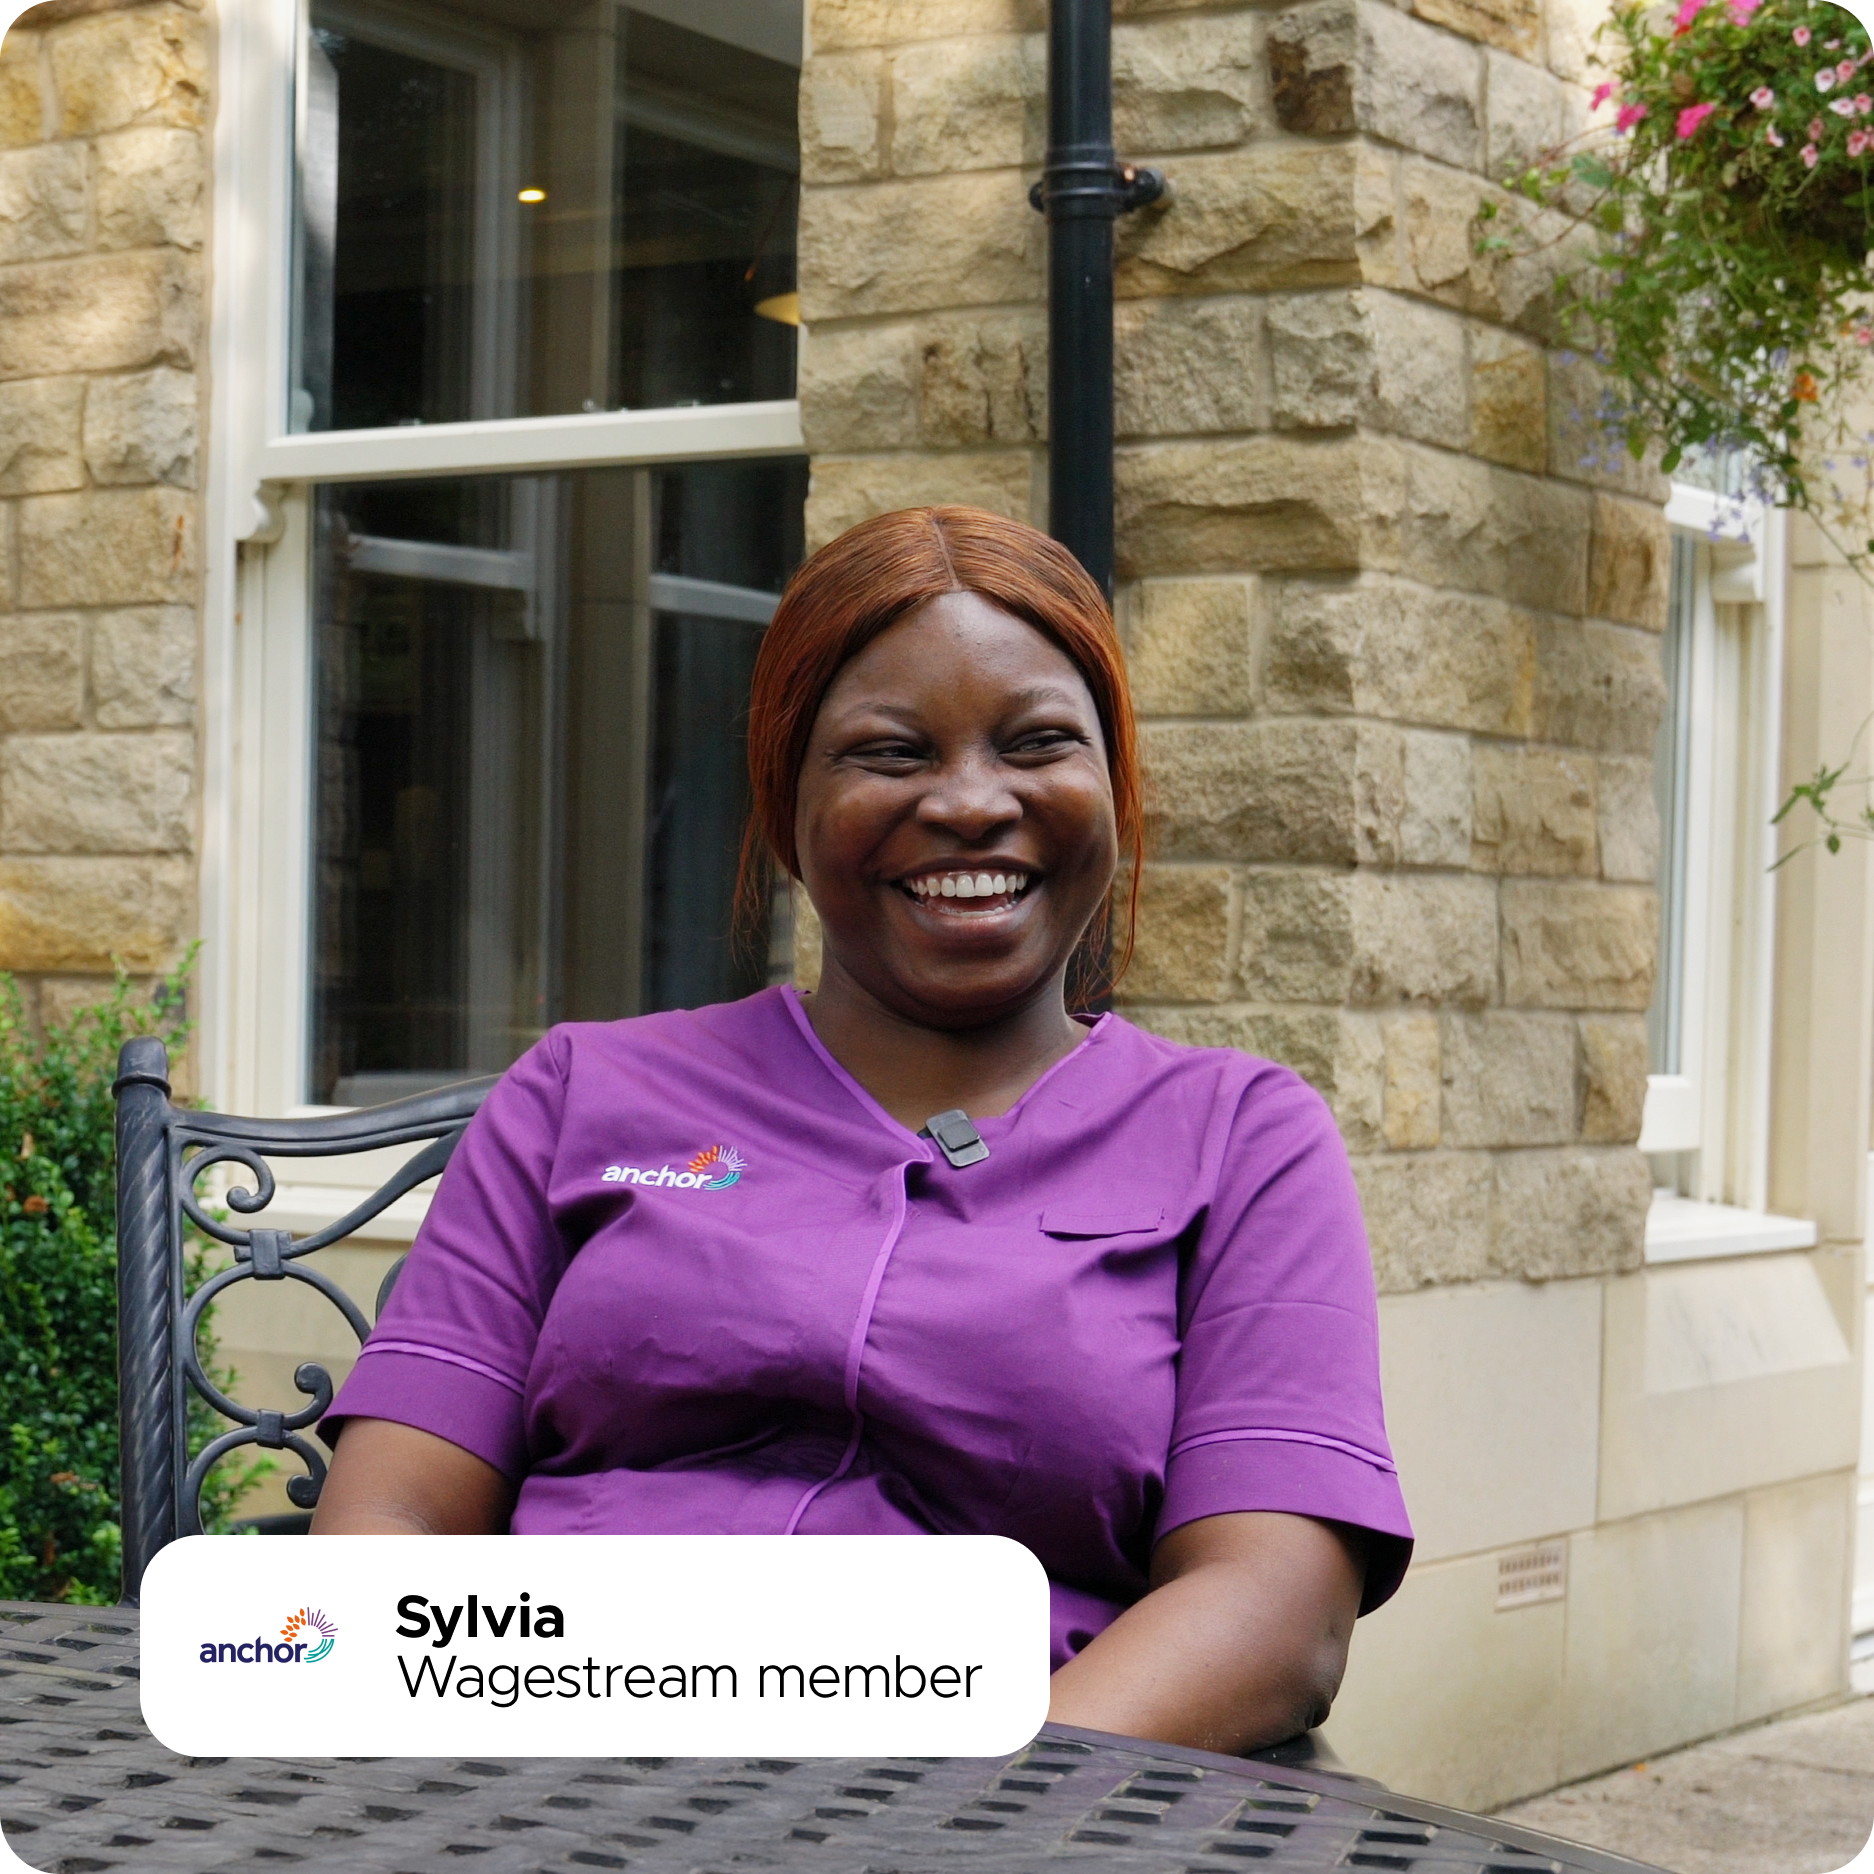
top-left (1045, 1512), bottom-right (1366, 1756)
top-left (310, 1418), bottom-right (514, 1535)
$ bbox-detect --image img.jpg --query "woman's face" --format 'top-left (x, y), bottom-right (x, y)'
top-left (794, 591), bottom-right (1119, 1029)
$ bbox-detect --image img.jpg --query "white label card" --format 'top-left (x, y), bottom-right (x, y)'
top-left (138, 1534), bottom-right (1051, 1757)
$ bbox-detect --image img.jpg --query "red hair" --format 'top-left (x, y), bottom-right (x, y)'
top-left (740, 506), bottom-right (1143, 993)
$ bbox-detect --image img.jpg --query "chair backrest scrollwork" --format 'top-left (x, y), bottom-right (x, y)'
top-left (112, 1035), bottom-right (494, 1601)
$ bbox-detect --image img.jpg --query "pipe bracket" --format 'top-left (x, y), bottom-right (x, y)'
top-left (1030, 158), bottom-right (1168, 219)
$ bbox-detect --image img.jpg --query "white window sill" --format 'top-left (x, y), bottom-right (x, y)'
top-left (1645, 1190), bottom-right (1818, 1264)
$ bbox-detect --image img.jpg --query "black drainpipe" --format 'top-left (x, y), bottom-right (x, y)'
top-left (1031, 0), bottom-right (1165, 600)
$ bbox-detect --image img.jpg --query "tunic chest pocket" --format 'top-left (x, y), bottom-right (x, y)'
top-left (1039, 1205), bottom-right (1166, 1238)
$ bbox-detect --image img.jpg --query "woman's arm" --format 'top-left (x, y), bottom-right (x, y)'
top-left (1045, 1510), bottom-right (1367, 1755)
top-left (310, 1418), bottom-right (516, 1534)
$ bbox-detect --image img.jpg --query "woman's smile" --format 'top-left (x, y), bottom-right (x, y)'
top-left (895, 866), bottom-right (1037, 915)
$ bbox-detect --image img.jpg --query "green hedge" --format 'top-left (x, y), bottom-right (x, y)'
top-left (0, 963), bottom-right (260, 1604)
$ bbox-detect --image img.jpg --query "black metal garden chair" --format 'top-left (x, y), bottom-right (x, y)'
top-left (110, 1034), bottom-right (495, 1602)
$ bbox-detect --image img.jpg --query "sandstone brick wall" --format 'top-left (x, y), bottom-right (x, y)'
top-left (800, 0), bottom-right (1665, 1290)
top-left (0, 0), bottom-right (204, 1034)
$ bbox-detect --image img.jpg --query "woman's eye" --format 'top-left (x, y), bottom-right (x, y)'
top-left (1008, 729), bottom-right (1080, 758)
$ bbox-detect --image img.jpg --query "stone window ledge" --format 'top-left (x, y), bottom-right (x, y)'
top-left (1645, 1190), bottom-right (1818, 1264)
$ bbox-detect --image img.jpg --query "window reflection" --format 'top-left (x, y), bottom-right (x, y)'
top-left (309, 459), bottom-right (807, 1107)
top-left (295, 0), bottom-right (801, 432)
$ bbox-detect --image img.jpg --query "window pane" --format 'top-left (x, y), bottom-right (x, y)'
top-left (295, 0), bottom-right (801, 433)
top-left (1647, 534), bottom-right (1696, 1076)
top-left (309, 458), bottom-right (806, 1106)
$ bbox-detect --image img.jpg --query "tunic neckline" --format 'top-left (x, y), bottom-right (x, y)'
top-left (780, 984), bottom-right (1111, 1151)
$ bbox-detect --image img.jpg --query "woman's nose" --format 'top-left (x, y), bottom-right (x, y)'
top-left (915, 754), bottom-right (1020, 835)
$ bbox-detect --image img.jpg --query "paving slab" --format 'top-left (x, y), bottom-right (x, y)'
top-left (1496, 1695), bottom-right (1874, 1874)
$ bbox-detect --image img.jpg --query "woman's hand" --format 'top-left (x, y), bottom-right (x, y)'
top-left (309, 1418), bottom-right (515, 1534)
top-left (1044, 1511), bottom-right (1367, 1756)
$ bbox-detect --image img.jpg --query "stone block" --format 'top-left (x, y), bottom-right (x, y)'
top-left (49, 4), bottom-right (207, 134)
top-left (1115, 295), bottom-right (1264, 438)
top-left (1113, 13), bottom-right (1261, 154)
top-left (0, 142), bottom-right (83, 264)
top-left (804, 450), bottom-right (1033, 553)
top-left (1532, 618), bottom-right (1665, 755)
top-left (18, 485), bottom-right (200, 607)
top-left (889, 34), bottom-right (1039, 176)
top-left (1128, 1002), bottom-right (1385, 1150)
top-left (1472, 744), bottom-right (1598, 875)
top-left (1736, 1472), bottom-right (1853, 1725)
top-left (0, 855), bottom-right (193, 971)
top-left (1114, 142), bottom-right (1394, 296)
top-left (0, 373), bottom-right (83, 493)
top-left (1502, 879), bottom-right (1655, 1009)
top-left (1143, 717), bottom-right (1357, 862)
top-left (91, 606), bottom-right (195, 728)
top-left (1441, 1010), bottom-right (1577, 1147)
top-left (1356, 723), bottom-right (1471, 868)
top-left (1412, 0), bottom-right (1537, 57)
top-left (1352, 1149), bottom-right (1493, 1290)
top-left (1269, 0), bottom-right (1482, 169)
top-left (1, 730), bottom-right (193, 854)
top-left (1116, 433), bottom-right (1403, 577)
top-left (1470, 324), bottom-right (1546, 472)
top-left (801, 51), bottom-right (885, 185)
top-left (1265, 576), bottom-right (1536, 737)
top-left (918, 310), bottom-right (1046, 446)
top-left (1125, 576), bottom-right (1257, 716)
top-left (1485, 49), bottom-right (1570, 181)
top-left (1350, 871), bottom-right (1498, 1006)
top-left (1381, 1012), bottom-right (1439, 1148)
top-left (0, 29), bottom-right (43, 149)
top-left (1589, 492), bottom-right (1670, 630)
top-left (0, 614), bottom-right (82, 730)
top-left (1402, 444), bottom-right (1590, 614)
top-left (1123, 864), bottom-right (1232, 1002)
top-left (1547, 350), bottom-right (1671, 499)
top-left (798, 324), bottom-right (919, 453)
top-left (1580, 1013), bottom-right (1647, 1143)
top-left (1399, 160), bottom-right (1561, 335)
top-left (1490, 1144), bottom-right (1650, 1279)
top-left (0, 249), bottom-right (197, 379)
top-left (1596, 753), bottom-right (1658, 883)
top-left (1546, 0), bottom-right (1606, 83)
top-left (94, 124), bottom-right (205, 250)
top-left (1235, 869), bottom-right (1355, 1003)
top-left (1267, 291), bottom-right (1467, 450)
top-left (809, 0), bottom-right (1031, 51)
top-left (83, 364), bottom-right (198, 487)
top-left (800, 171), bottom-right (1040, 321)
top-left (1560, 1499), bottom-right (1742, 1780)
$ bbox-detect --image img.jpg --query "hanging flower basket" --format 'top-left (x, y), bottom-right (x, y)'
top-left (1485, 0), bottom-right (1874, 540)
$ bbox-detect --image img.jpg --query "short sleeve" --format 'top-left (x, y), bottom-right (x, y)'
top-left (322, 1033), bottom-right (573, 1479)
top-left (1161, 1068), bottom-right (1413, 1613)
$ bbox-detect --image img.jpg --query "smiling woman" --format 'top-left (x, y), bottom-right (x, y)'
top-left (311, 508), bottom-right (1413, 1759)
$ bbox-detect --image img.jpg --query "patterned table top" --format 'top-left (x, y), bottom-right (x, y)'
top-left (0, 1600), bottom-right (1663, 1874)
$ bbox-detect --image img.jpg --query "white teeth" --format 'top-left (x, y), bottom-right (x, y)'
top-left (940, 877), bottom-right (956, 897)
top-left (974, 873), bottom-right (993, 895)
top-left (907, 871), bottom-right (1031, 901)
top-left (956, 876), bottom-right (977, 898)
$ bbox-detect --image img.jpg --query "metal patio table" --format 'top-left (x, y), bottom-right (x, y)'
top-left (1, 1601), bottom-right (1661, 1874)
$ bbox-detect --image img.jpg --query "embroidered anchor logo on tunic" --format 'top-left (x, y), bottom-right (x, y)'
top-left (601, 1146), bottom-right (746, 1189)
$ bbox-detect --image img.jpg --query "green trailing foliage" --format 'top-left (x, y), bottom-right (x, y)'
top-left (0, 959), bottom-right (263, 1604)
top-left (1484, 0), bottom-right (1874, 859)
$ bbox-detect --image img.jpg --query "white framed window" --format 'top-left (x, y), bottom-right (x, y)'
top-left (1639, 481), bottom-right (1814, 1260)
top-left (201, 0), bottom-right (809, 1127)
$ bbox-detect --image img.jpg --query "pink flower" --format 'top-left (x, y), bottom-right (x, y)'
top-left (1671, 0), bottom-right (1705, 30)
top-left (1841, 57), bottom-right (1859, 78)
top-left (1751, 84), bottom-right (1776, 107)
top-left (1591, 80), bottom-right (1615, 109)
top-left (1768, 123), bottom-right (1786, 144)
top-left (1811, 116), bottom-right (1826, 136)
top-left (1794, 24), bottom-right (1812, 43)
top-left (1803, 140), bottom-right (1821, 164)
top-left (1857, 93), bottom-right (1871, 111)
top-left (1857, 327), bottom-right (1873, 344)
top-left (1851, 128), bottom-right (1869, 153)
top-left (1727, 0), bottom-right (1761, 21)
top-left (1616, 101), bottom-right (1649, 131)
top-left (1676, 100), bottom-right (1718, 136)
top-left (1831, 95), bottom-right (1858, 113)
top-left (1818, 66), bottom-right (1837, 90)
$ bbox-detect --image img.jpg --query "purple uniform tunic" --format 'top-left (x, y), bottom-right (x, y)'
top-left (327, 986), bottom-right (1413, 1667)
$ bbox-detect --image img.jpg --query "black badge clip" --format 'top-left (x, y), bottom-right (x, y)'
top-left (920, 1108), bottom-right (990, 1169)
